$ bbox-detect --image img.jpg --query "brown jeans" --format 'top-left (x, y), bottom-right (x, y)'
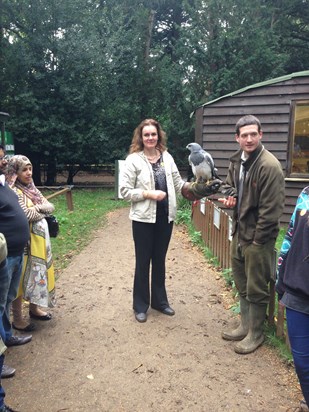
top-left (231, 235), bottom-right (276, 305)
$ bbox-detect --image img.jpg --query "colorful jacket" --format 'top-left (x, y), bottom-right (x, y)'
top-left (276, 186), bottom-right (309, 302)
top-left (225, 143), bottom-right (285, 245)
top-left (120, 150), bottom-right (184, 223)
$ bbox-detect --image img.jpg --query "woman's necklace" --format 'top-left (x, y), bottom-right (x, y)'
top-left (145, 150), bottom-right (159, 162)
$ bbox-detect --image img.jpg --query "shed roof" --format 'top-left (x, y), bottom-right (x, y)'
top-left (193, 70), bottom-right (309, 114)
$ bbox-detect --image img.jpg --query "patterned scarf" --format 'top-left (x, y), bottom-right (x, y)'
top-left (6, 155), bottom-right (42, 205)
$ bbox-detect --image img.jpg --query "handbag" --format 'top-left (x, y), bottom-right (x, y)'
top-left (45, 215), bottom-right (59, 238)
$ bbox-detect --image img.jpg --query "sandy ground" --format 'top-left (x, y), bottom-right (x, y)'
top-left (4, 207), bottom-right (302, 412)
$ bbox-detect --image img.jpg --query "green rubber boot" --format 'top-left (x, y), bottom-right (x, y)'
top-left (222, 296), bottom-right (250, 341)
top-left (234, 302), bottom-right (267, 354)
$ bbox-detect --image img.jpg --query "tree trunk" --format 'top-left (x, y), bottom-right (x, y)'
top-left (45, 161), bottom-right (57, 186)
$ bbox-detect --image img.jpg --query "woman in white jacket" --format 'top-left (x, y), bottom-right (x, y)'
top-left (121, 119), bottom-right (221, 322)
top-left (120, 118), bottom-right (186, 323)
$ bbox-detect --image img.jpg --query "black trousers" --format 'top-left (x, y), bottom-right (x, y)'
top-left (132, 215), bottom-right (173, 313)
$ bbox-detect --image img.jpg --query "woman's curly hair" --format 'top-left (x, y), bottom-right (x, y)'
top-left (129, 118), bottom-right (167, 154)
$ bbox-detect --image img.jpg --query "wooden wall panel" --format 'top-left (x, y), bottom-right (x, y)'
top-left (195, 74), bottom-right (309, 225)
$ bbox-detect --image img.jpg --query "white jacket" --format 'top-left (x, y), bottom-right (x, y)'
top-left (120, 150), bottom-right (185, 223)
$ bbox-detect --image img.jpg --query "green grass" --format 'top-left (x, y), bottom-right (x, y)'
top-left (43, 188), bottom-right (127, 275)
top-left (265, 325), bottom-right (293, 364)
top-left (276, 226), bottom-right (287, 251)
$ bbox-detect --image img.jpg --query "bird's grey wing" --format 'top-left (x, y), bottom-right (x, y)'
top-left (202, 151), bottom-right (215, 170)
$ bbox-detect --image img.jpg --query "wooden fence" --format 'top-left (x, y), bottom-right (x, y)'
top-left (192, 198), bottom-right (232, 270)
top-left (40, 185), bottom-right (74, 211)
top-left (191, 198), bottom-right (287, 341)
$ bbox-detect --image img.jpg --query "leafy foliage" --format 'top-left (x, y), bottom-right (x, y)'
top-left (0, 0), bottom-right (308, 182)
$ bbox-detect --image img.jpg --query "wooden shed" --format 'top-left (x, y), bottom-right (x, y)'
top-left (193, 70), bottom-right (309, 224)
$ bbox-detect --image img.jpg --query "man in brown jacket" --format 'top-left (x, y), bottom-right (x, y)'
top-left (219, 115), bottom-right (285, 354)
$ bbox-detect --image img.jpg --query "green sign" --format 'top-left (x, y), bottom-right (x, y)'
top-left (3, 131), bottom-right (14, 155)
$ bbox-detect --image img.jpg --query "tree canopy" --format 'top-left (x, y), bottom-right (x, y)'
top-left (0, 0), bottom-right (308, 183)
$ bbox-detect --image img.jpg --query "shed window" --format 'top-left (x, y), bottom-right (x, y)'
top-left (291, 101), bottom-right (309, 175)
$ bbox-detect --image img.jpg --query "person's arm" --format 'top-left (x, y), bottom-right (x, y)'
top-left (142, 189), bottom-right (166, 201)
top-left (120, 155), bottom-right (166, 202)
top-left (276, 188), bottom-right (308, 297)
top-left (182, 180), bottom-right (222, 200)
top-left (16, 191), bottom-right (46, 222)
top-left (276, 204), bottom-right (296, 297)
top-left (217, 162), bottom-right (237, 207)
top-left (34, 188), bottom-right (55, 214)
top-left (254, 162), bottom-right (285, 244)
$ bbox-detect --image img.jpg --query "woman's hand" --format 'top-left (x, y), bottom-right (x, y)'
top-left (38, 201), bottom-right (55, 214)
top-left (143, 190), bottom-right (167, 201)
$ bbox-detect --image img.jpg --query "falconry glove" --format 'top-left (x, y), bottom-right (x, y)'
top-left (220, 184), bottom-right (238, 198)
top-left (182, 179), bottom-right (222, 200)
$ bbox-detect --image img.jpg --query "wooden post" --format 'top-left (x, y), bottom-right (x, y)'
top-left (45, 186), bottom-right (74, 211)
top-left (268, 280), bottom-right (275, 325)
top-left (65, 190), bottom-right (74, 211)
top-left (276, 304), bottom-right (285, 337)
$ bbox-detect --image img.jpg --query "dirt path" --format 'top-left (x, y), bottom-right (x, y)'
top-left (4, 208), bottom-right (301, 412)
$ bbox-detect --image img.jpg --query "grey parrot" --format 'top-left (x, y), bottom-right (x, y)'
top-left (186, 142), bottom-right (220, 183)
